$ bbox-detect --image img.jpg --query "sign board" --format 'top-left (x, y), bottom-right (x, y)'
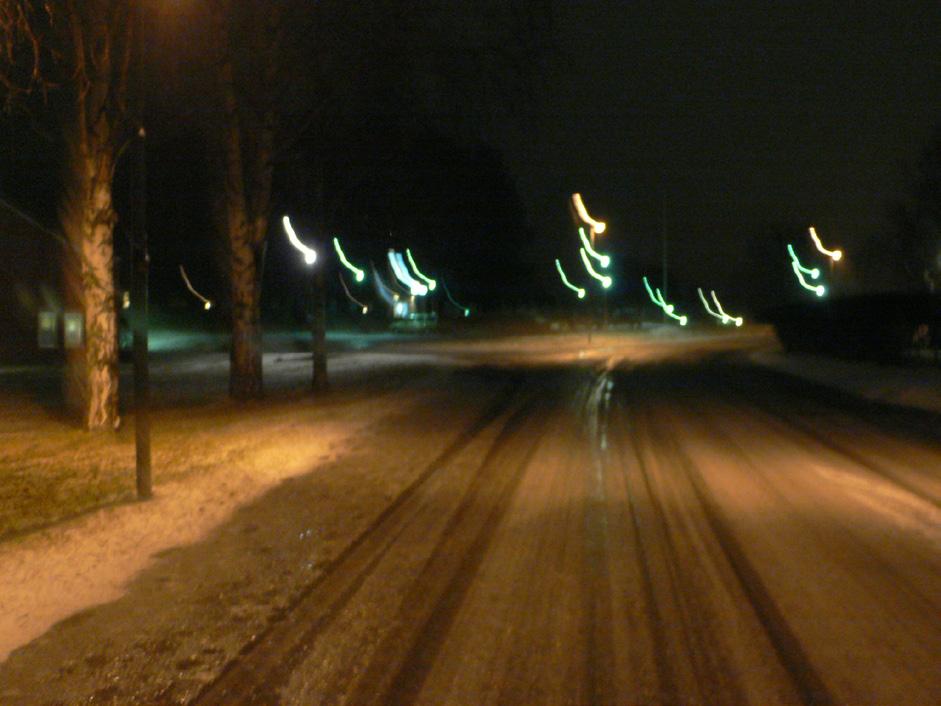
top-left (37, 310), bottom-right (58, 349)
top-left (63, 312), bottom-right (84, 349)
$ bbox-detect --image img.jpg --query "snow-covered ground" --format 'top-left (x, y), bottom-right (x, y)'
top-left (2, 325), bottom-right (937, 674)
top-left (750, 350), bottom-right (941, 415)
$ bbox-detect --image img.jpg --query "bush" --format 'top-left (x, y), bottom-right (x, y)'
top-left (764, 292), bottom-right (940, 362)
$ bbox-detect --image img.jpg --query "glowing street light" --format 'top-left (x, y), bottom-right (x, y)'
top-left (405, 249), bottom-right (437, 291)
top-left (698, 287), bottom-right (725, 322)
top-left (371, 264), bottom-right (400, 309)
top-left (333, 237), bottom-right (365, 282)
top-left (283, 215), bottom-right (317, 265)
top-left (643, 276), bottom-right (687, 325)
top-left (792, 261), bottom-right (826, 297)
top-left (643, 276), bottom-right (672, 312)
top-left (578, 227), bottom-right (610, 268)
top-left (709, 289), bottom-right (743, 326)
top-left (338, 272), bottom-right (369, 314)
top-left (787, 243), bottom-right (826, 297)
top-left (179, 265), bottom-right (213, 310)
top-left (388, 250), bottom-right (428, 296)
top-left (809, 226), bottom-right (842, 262)
top-left (787, 243), bottom-right (819, 279)
top-left (571, 193), bottom-right (606, 235)
top-left (440, 278), bottom-right (471, 316)
top-left (656, 286), bottom-right (687, 325)
top-left (555, 258), bottom-right (586, 299)
top-left (580, 248), bottom-right (612, 289)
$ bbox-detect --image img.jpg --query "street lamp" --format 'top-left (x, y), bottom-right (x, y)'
top-left (179, 265), bottom-right (213, 310)
top-left (283, 216), bottom-right (327, 390)
top-left (808, 226), bottom-right (842, 262)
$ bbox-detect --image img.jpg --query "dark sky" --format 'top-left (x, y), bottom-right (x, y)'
top-left (3, 2), bottom-right (939, 316)
top-left (504, 1), bottom-right (941, 306)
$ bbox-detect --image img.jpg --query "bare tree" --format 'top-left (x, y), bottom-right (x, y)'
top-left (892, 125), bottom-right (941, 291)
top-left (0, 1), bottom-right (133, 429)
top-left (205, 0), bottom-right (283, 399)
top-left (200, 0), bottom-right (551, 399)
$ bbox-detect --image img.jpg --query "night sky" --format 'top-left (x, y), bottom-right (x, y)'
top-left (2, 2), bottom-right (940, 318)
top-left (507, 1), bottom-right (941, 307)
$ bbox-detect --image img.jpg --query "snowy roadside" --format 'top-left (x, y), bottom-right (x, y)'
top-left (0, 328), bottom-right (770, 673)
top-left (749, 350), bottom-right (941, 414)
top-left (0, 347), bottom-right (458, 664)
top-left (0, 363), bottom-right (512, 704)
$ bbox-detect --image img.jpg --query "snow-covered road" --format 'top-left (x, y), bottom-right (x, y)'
top-left (1, 332), bottom-right (940, 704)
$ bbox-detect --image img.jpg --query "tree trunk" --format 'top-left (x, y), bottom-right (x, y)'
top-left (214, 0), bottom-right (274, 401)
top-left (81, 156), bottom-right (120, 430)
top-left (229, 225), bottom-right (263, 399)
top-left (62, 138), bottom-right (120, 430)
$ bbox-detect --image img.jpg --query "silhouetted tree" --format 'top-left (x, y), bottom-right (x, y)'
top-left (199, 0), bottom-right (551, 397)
top-left (892, 125), bottom-right (941, 291)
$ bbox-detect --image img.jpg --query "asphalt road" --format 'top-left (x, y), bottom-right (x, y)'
top-left (194, 348), bottom-right (941, 705)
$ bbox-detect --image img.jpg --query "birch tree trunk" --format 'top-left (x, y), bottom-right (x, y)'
top-left (60, 5), bottom-right (127, 431)
top-left (78, 144), bottom-right (120, 429)
top-left (1, 1), bottom-right (132, 429)
top-left (61, 122), bottom-right (121, 429)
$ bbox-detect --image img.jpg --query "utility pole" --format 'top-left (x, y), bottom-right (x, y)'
top-left (661, 191), bottom-right (668, 302)
top-left (131, 0), bottom-right (151, 499)
top-left (311, 256), bottom-right (328, 391)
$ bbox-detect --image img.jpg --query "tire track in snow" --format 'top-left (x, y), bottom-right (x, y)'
top-left (720, 364), bottom-right (941, 510)
top-left (343, 389), bottom-right (550, 706)
top-left (642, 402), bottom-right (835, 706)
top-left (622, 399), bottom-right (752, 705)
top-left (192, 375), bottom-right (526, 706)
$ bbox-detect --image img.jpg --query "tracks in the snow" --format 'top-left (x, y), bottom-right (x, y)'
top-left (192, 376), bottom-right (532, 706)
top-left (614, 372), bottom-right (836, 705)
top-left (192, 361), bottom-right (941, 706)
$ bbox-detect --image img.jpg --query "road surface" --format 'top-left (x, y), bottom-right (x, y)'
top-left (1, 333), bottom-right (939, 705)
top-left (197, 341), bottom-right (940, 705)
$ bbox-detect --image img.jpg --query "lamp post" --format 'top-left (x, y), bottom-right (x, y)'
top-left (131, 0), bottom-right (151, 499)
top-left (282, 216), bottom-right (327, 390)
top-left (312, 250), bottom-right (327, 392)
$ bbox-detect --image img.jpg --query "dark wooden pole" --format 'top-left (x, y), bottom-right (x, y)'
top-left (132, 0), bottom-right (152, 499)
top-left (312, 257), bottom-right (328, 391)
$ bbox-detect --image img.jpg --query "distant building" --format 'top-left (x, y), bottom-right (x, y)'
top-left (0, 198), bottom-right (66, 363)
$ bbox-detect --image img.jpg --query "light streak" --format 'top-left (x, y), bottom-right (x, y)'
top-left (792, 260), bottom-right (826, 297)
top-left (578, 227), bottom-right (610, 268)
top-left (555, 259), bottom-right (586, 299)
top-left (405, 249), bottom-right (437, 291)
top-left (333, 238), bottom-right (365, 282)
top-left (571, 193), bottom-right (606, 234)
top-left (440, 278), bottom-right (471, 316)
top-left (698, 287), bottom-right (724, 322)
top-left (709, 290), bottom-right (743, 327)
top-left (371, 264), bottom-right (400, 308)
top-left (643, 276), bottom-right (661, 306)
top-left (643, 276), bottom-right (687, 325)
top-left (787, 243), bottom-right (826, 296)
top-left (787, 243), bottom-right (819, 279)
top-left (179, 265), bottom-right (213, 310)
top-left (282, 215), bottom-right (317, 265)
top-left (809, 226), bottom-right (842, 262)
top-left (579, 248), bottom-right (612, 289)
top-left (662, 306), bottom-right (688, 326)
top-left (338, 272), bottom-right (368, 314)
top-left (388, 250), bottom-right (428, 296)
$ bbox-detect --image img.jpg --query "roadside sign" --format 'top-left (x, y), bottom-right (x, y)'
top-left (63, 312), bottom-right (84, 349)
top-left (37, 310), bottom-right (58, 349)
